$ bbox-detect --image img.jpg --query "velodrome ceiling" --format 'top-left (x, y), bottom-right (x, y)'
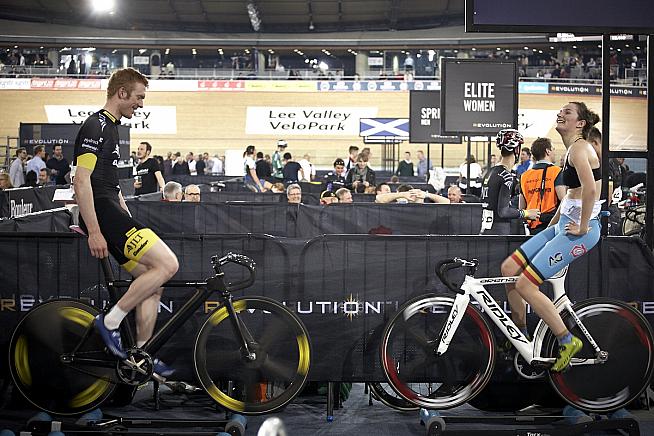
top-left (0, 0), bottom-right (466, 34)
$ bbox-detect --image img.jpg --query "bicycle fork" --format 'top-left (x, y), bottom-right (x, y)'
top-left (220, 293), bottom-right (257, 361)
top-left (436, 293), bottom-right (470, 356)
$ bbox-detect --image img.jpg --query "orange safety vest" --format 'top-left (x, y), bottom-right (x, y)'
top-left (520, 164), bottom-right (561, 229)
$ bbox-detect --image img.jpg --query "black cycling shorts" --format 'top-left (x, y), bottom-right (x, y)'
top-left (80, 198), bottom-right (160, 272)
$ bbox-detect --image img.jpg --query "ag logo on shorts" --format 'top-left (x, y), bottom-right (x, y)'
top-left (570, 244), bottom-right (587, 258)
top-left (548, 252), bottom-right (563, 266)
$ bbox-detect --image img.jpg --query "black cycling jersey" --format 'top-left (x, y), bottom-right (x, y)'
top-left (134, 157), bottom-right (161, 195)
top-left (480, 164), bottom-right (521, 224)
top-left (73, 109), bottom-right (121, 199)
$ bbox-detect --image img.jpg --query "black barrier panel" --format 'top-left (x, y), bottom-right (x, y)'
top-left (126, 201), bottom-right (484, 237)
top-left (0, 208), bottom-right (72, 232)
top-left (316, 203), bottom-right (482, 236)
top-left (0, 233), bottom-right (291, 382)
top-left (295, 235), bottom-right (653, 381)
top-left (0, 234), bottom-right (653, 382)
top-left (0, 185), bottom-right (64, 218)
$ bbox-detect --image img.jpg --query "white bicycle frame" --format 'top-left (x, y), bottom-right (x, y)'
top-left (436, 264), bottom-right (605, 367)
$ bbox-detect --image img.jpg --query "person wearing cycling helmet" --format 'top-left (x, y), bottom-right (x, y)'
top-left (479, 129), bottom-right (540, 235)
top-left (501, 102), bottom-right (603, 372)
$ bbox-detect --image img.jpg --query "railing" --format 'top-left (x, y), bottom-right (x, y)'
top-left (0, 64), bottom-right (646, 86)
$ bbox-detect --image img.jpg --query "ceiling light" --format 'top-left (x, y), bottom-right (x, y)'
top-left (39, 46), bottom-right (43, 49)
top-left (304, 59), bottom-right (309, 63)
top-left (496, 47), bottom-right (501, 51)
top-left (471, 47), bottom-right (476, 51)
top-left (523, 46), bottom-right (529, 50)
top-left (192, 48), bottom-right (197, 55)
top-left (308, 21), bottom-right (314, 30)
top-left (112, 49), bottom-right (117, 54)
top-left (91, 0), bottom-right (115, 13)
top-left (165, 48), bottom-right (170, 55)
top-left (139, 49), bottom-right (147, 54)
top-left (14, 45), bottom-right (18, 49)
top-left (572, 45), bottom-right (577, 49)
top-left (246, 2), bottom-right (261, 32)
top-left (550, 46), bottom-right (555, 50)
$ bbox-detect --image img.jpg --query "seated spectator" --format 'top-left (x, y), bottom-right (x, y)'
top-left (163, 181), bottom-right (183, 202)
top-left (183, 184), bottom-right (201, 202)
top-left (286, 183), bottom-right (302, 204)
top-left (345, 153), bottom-right (376, 193)
top-left (323, 158), bottom-right (347, 192)
top-left (320, 190), bottom-right (338, 205)
top-left (447, 185), bottom-right (465, 203)
top-left (21, 170), bottom-right (38, 187)
top-left (335, 187), bottom-right (353, 203)
top-left (38, 168), bottom-right (51, 186)
top-left (270, 182), bottom-right (285, 193)
top-left (376, 184), bottom-right (449, 204)
top-left (0, 173), bottom-right (13, 190)
top-left (376, 183), bottom-right (391, 194)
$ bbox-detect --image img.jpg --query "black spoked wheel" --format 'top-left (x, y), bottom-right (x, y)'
top-left (9, 299), bottom-right (117, 415)
top-left (194, 296), bottom-right (312, 414)
top-left (546, 298), bottom-right (654, 413)
top-left (369, 382), bottom-right (420, 411)
top-left (380, 294), bottom-right (495, 409)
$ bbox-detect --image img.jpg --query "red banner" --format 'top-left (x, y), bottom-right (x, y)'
top-left (198, 80), bottom-right (245, 91)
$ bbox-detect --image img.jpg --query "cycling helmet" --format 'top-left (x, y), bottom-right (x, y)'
top-left (495, 129), bottom-right (524, 162)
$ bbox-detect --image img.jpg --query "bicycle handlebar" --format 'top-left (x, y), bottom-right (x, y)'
top-left (211, 252), bottom-right (256, 292)
top-left (435, 258), bottom-right (478, 294)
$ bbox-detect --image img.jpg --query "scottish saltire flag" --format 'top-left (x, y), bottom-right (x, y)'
top-left (359, 118), bottom-right (409, 137)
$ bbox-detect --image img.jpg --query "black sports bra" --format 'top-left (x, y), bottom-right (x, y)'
top-left (561, 155), bottom-right (601, 189)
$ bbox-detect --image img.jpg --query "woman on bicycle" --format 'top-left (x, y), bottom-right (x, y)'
top-left (501, 101), bottom-right (602, 372)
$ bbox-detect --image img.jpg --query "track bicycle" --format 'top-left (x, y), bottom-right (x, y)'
top-left (380, 257), bottom-right (654, 413)
top-left (9, 252), bottom-right (312, 416)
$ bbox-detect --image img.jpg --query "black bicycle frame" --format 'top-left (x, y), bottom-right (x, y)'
top-left (97, 258), bottom-right (252, 360)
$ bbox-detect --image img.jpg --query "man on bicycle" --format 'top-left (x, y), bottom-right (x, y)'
top-left (73, 67), bottom-right (179, 377)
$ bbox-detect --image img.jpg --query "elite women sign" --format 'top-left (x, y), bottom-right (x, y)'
top-left (440, 59), bottom-right (518, 135)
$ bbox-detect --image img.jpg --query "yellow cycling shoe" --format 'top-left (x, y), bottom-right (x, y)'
top-left (551, 336), bottom-right (583, 372)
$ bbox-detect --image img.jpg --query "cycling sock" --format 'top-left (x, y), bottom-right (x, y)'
top-left (558, 332), bottom-right (573, 345)
top-left (104, 305), bottom-right (128, 330)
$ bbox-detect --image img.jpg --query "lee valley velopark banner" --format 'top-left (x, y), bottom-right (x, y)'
top-left (44, 105), bottom-right (177, 134)
top-left (246, 107), bottom-right (378, 136)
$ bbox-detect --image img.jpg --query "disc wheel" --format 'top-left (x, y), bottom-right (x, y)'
top-left (9, 299), bottom-right (117, 415)
top-left (380, 294), bottom-right (495, 409)
top-left (546, 298), bottom-right (654, 413)
top-left (194, 296), bottom-right (311, 414)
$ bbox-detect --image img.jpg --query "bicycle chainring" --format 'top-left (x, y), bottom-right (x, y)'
top-left (116, 348), bottom-right (154, 385)
top-left (514, 352), bottom-right (546, 380)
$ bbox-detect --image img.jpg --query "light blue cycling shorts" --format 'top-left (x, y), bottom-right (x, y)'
top-left (510, 214), bottom-right (601, 286)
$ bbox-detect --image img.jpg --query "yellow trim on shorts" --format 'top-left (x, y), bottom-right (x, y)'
top-left (122, 259), bottom-right (138, 272)
top-left (123, 227), bottom-right (159, 262)
top-left (76, 153), bottom-right (98, 170)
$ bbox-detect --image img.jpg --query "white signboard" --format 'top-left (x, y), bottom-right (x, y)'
top-left (245, 106), bottom-right (378, 136)
top-left (44, 105), bottom-right (177, 134)
top-left (0, 78), bottom-right (31, 90)
top-left (518, 109), bottom-right (559, 138)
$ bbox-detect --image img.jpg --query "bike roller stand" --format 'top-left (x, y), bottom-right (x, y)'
top-left (418, 408), bottom-right (640, 436)
top-left (21, 408), bottom-right (248, 436)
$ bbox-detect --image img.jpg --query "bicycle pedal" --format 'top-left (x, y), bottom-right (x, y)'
top-left (165, 381), bottom-right (202, 394)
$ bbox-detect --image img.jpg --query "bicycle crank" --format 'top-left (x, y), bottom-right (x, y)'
top-left (116, 348), bottom-right (154, 385)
